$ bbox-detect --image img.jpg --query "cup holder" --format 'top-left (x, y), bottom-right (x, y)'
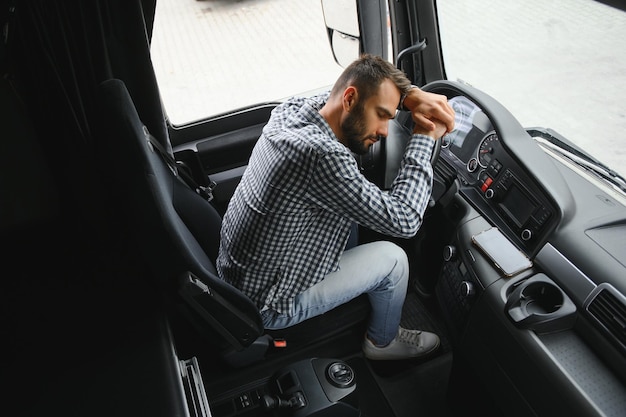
top-left (520, 281), bottom-right (563, 315)
top-left (505, 274), bottom-right (576, 333)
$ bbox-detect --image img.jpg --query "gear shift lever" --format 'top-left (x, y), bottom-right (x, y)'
top-left (262, 392), bottom-right (306, 411)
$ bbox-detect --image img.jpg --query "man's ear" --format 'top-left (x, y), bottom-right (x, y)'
top-left (342, 86), bottom-right (358, 111)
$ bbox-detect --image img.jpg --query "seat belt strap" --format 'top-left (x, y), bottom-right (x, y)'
top-left (143, 126), bottom-right (215, 202)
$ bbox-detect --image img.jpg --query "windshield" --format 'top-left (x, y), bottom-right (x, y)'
top-left (150, 0), bottom-right (342, 124)
top-left (151, 0), bottom-right (625, 179)
top-left (437, 0), bottom-right (626, 178)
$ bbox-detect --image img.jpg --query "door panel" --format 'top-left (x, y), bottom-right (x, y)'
top-left (169, 104), bottom-right (277, 213)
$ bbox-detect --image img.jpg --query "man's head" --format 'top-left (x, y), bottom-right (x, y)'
top-left (328, 54), bottom-right (412, 154)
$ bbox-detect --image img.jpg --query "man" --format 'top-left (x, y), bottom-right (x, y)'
top-left (217, 54), bottom-right (454, 360)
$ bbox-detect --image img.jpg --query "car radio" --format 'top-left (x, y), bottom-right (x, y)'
top-left (480, 168), bottom-right (552, 242)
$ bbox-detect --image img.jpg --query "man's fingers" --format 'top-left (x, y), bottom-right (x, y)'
top-left (413, 113), bottom-right (436, 132)
top-left (408, 90), bottom-right (456, 133)
top-left (434, 100), bottom-right (456, 133)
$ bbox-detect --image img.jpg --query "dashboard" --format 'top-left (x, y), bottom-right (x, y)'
top-left (438, 95), bottom-right (557, 256)
top-left (419, 80), bottom-right (626, 416)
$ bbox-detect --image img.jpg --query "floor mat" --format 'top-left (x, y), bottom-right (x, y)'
top-left (345, 356), bottom-right (396, 417)
top-left (368, 352), bottom-right (453, 417)
top-left (364, 290), bottom-right (455, 417)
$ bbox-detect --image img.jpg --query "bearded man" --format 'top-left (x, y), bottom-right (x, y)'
top-left (217, 54), bottom-right (454, 360)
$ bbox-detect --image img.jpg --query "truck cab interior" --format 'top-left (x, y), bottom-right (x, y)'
top-left (2, 1), bottom-right (625, 416)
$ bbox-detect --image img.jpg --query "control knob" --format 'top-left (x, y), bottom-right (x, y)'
top-left (460, 281), bottom-right (475, 298)
top-left (443, 245), bottom-right (457, 262)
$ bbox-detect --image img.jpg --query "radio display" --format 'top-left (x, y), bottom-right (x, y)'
top-left (498, 183), bottom-right (537, 228)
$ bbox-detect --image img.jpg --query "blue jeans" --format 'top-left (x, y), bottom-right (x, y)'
top-left (261, 241), bottom-right (409, 346)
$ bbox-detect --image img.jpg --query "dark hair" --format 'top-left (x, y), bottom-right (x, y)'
top-left (330, 54), bottom-right (412, 102)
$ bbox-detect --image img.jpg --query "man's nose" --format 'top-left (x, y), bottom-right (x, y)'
top-left (376, 122), bottom-right (388, 138)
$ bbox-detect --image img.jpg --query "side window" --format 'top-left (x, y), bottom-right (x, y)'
top-left (437, 0), bottom-right (626, 177)
top-left (151, 0), bottom-right (344, 125)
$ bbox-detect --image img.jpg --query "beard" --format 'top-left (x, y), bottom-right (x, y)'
top-left (341, 101), bottom-right (378, 155)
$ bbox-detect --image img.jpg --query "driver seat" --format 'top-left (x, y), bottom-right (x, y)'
top-left (96, 79), bottom-right (369, 367)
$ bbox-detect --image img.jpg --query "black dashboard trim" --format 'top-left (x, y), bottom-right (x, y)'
top-left (422, 80), bottom-right (573, 232)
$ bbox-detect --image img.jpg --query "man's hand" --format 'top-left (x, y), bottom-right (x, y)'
top-left (414, 118), bottom-right (448, 140)
top-left (402, 87), bottom-right (455, 134)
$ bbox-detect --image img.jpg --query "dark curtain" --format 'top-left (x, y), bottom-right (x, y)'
top-left (4, 0), bottom-right (166, 205)
top-left (1, 3), bottom-right (173, 412)
top-left (0, 0), bottom-right (169, 238)
top-left (0, 0), bottom-right (170, 280)
top-left (1, 4), bottom-right (183, 414)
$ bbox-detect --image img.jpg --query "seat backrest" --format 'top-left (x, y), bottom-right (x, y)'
top-left (96, 79), bottom-right (264, 353)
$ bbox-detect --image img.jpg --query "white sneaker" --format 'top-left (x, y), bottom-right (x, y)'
top-left (362, 327), bottom-right (440, 360)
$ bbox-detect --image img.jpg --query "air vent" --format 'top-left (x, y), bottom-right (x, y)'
top-left (586, 284), bottom-right (626, 351)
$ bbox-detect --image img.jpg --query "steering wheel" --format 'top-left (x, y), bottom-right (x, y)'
top-left (382, 110), bottom-right (442, 206)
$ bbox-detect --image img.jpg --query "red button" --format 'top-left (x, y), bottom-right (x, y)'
top-left (481, 177), bottom-right (493, 192)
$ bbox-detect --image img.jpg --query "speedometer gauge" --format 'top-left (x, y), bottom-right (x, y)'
top-left (477, 132), bottom-right (499, 168)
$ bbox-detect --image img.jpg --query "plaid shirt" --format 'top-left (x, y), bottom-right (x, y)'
top-left (217, 92), bottom-right (434, 314)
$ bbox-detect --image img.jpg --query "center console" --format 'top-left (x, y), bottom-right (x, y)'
top-left (435, 199), bottom-right (575, 346)
top-left (210, 358), bottom-right (361, 417)
top-left (262, 358), bottom-right (359, 417)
